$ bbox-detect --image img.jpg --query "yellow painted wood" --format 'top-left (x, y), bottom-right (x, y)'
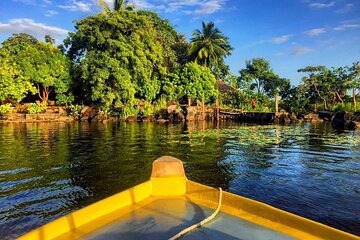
top-left (17, 181), bottom-right (152, 240)
top-left (185, 180), bottom-right (360, 240)
top-left (17, 156), bottom-right (360, 240)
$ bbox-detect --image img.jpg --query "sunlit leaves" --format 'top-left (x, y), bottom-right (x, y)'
top-left (0, 33), bottom-right (72, 104)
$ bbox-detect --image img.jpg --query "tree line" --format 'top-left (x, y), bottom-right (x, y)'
top-left (0, 1), bottom-right (359, 115)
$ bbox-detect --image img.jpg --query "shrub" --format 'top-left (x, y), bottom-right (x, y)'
top-left (68, 104), bottom-right (83, 117)
top-left (153, 97), bottom-right (167, 115)
top-left (329, 102), bottom-right (359, 112)
top-left (0, 103), bottom-right (14, 114)
top-left (122, 106), bottom-right (140, 118)
top-left (27, 103), bottom-right (46, 114)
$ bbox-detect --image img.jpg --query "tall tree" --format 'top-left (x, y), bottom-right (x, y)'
top-left (99, 0), bottom-right (133, 12)
top-left (0, 48), bottom-right (36, 103)
top-left (239, 58), bottom-right (289, 112)
top-left (298, 66), bottom-right (330, 110)
top-left (63, 11), bottom-right (169, 110)
top-left (238, 58), bottom-right (275, 94)
top-left (188, 22), bottom-right (233, 78)
top-left (177, 62), bottom-right (219, 105)
top-left (298, 66), bottom-right (353, 110)
top-left (348, 62), bottom-right (360, 110)
top-left (1, 33), bottom-right (73, 105)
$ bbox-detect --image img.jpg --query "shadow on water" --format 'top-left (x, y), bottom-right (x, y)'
top-left (0, 121), bottom-right (359, 239)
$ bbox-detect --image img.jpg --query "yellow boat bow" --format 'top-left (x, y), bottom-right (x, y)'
top-left (18, 156), bottom-right (360, 240)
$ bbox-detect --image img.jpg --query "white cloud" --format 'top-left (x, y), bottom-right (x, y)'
top-left (0, 18), bottom-right (69, 42)
top-left (271, 35), bottom-right (291, 44)
top-left (12, 0), bottom-right (52, 5)
top-left (335, 3), bottom-right (354, 14)
top-left (193, 0), bottom-right (225, 14)
top-left (333, 23), bottom-right (360, 31)
top-left (12, 0), bottom-right (36, 4)
top-left (130, 0), bottom-right (226, 15)
top-left (45, 10), bottom-right (58, 17)
top-left (303, 28), bottom-right (326, 36)
top-left (292, 46), bottom-right (313, 56)
top-left (58, 0), bottom-right (92, 12)
top-left (309, 1), bottom-right (335, 9)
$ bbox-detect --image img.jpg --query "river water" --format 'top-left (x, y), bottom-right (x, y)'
top-left (0, 121), bottom-right (359, 239)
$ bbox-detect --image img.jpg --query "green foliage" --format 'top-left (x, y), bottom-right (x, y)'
top-left (56, 94), bottom-right (74, 106)
top-left (296, 65), bottom-right (355, 111)
top-left (0, 104), bottom-right (14, 114)
top-left (238, 58), bottom-right (289, 97)
top-left (68, 104), bottom-right (83, 116)
top-left (137, 11), bottom-right (188, 73)
top-left (27, 103), bottom-right (47, 114)
top-left (0, 33), bottom-right (73, 104)
top-left (189, 22), bottom-right (233, 79)
top-left (153, 97), bottom-right (168, 114)
top-left (177, 62), bottom-right (219, 102)
top-left (328, 102), bottom-right (360, 112)
top-left (221, 91), bottom-right (243, 109)
top-left (64, 10), bottom-right (183, 109)
top-left (0, 47), bottom-right (36, 102)
top-left (122, 106), bottom-right (140, 118)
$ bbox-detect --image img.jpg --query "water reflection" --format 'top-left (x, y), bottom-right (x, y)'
top-left (0, 121), bottom-right (359, 239)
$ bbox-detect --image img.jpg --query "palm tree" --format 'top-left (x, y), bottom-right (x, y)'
top-left (99, 0), bottom-right (133, 12)
top-left (188, 22), bottom-right (233, 69)
top-left (114, 0), bottom-right (133, 11)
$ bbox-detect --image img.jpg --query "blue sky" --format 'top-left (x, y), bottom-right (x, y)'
top-left (0, 0), bottom-right (359, 85)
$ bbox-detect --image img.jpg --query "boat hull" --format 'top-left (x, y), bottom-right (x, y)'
top-left (18, 156), bottom-right (360, 240)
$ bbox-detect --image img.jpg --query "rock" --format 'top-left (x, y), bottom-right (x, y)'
top-left (280, 115), bottom-right (291, 124)
top-left (168, 111), bottom-right (185, 122)
top-left (332, 112), bottom-right (350, 129)
top-left (352, 112), bottom-right (360, 122)
top-left (89, 108), bottom-right (99, 120)
top-left (139, 115), bottom-right (154, 122)
top-left (318, 111), bottom-right (336, 121)
top-left (126, 116), bottom-right (137, 122)
top-left (157, 119), bottom-right (169, 123)
top-left (167, 105), bottom-right (178, 114)
top-left (0, 113), bottom-right (26, 121)
top-left (167, 105), bottom-right (185, 122)
top-left (80, 106), bottom-right (91, 115)
top-left (348, 121), bottom-right (360, 130)
top-left (289, 112), bottom-right (297, 123)
top-left (186, 106), bottom-right (197, 121)
top-left (58, 107), bottom-right (67, 116)
top-left (302, 113), bottom-right (320, 122)
top-left (92, 111), bottom-right (107, 122)
top-left (80, 106), bottom-right (92, 121)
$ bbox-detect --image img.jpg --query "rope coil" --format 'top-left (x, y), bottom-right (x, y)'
top-left (169, 187), bottom-right (223, 240)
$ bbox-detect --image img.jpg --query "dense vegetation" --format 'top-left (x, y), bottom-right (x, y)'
top-left (0, 6), bottom-right (359, 116)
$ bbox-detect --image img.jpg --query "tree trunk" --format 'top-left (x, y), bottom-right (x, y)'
top-left (37, 84), bottom-right (51, 105)
top-left (275, 95), bottom-right (279, 113)
top-left (335, 91), bottom-right (344, 105)
top-left (353, 88), bottom-right (357, 111)
top-left (188, 97), bottom-right (191, 106)
top-left (323, 99), bottom-right (328, 110)
top-left (202, 99), bottom-right (205, 118)
top-left (313, 83), bottom-right (328, 110)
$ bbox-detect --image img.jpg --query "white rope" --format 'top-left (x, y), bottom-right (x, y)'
top-left (169, 187), bottom-right (223, 240)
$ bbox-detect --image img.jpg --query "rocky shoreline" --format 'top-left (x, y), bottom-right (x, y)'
top-left (1, 105), bottom-right (360, 130)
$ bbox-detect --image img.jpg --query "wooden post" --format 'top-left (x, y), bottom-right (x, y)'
top-left (202, 99), bottom-right (205, 120)
top-left (216, 98), bottom-right (220, 121)
top-left (188, 97), bottom-right (191, 106)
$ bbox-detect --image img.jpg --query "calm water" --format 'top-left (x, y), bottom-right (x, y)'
top-left (0, 121), bottom-right (359, 239)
